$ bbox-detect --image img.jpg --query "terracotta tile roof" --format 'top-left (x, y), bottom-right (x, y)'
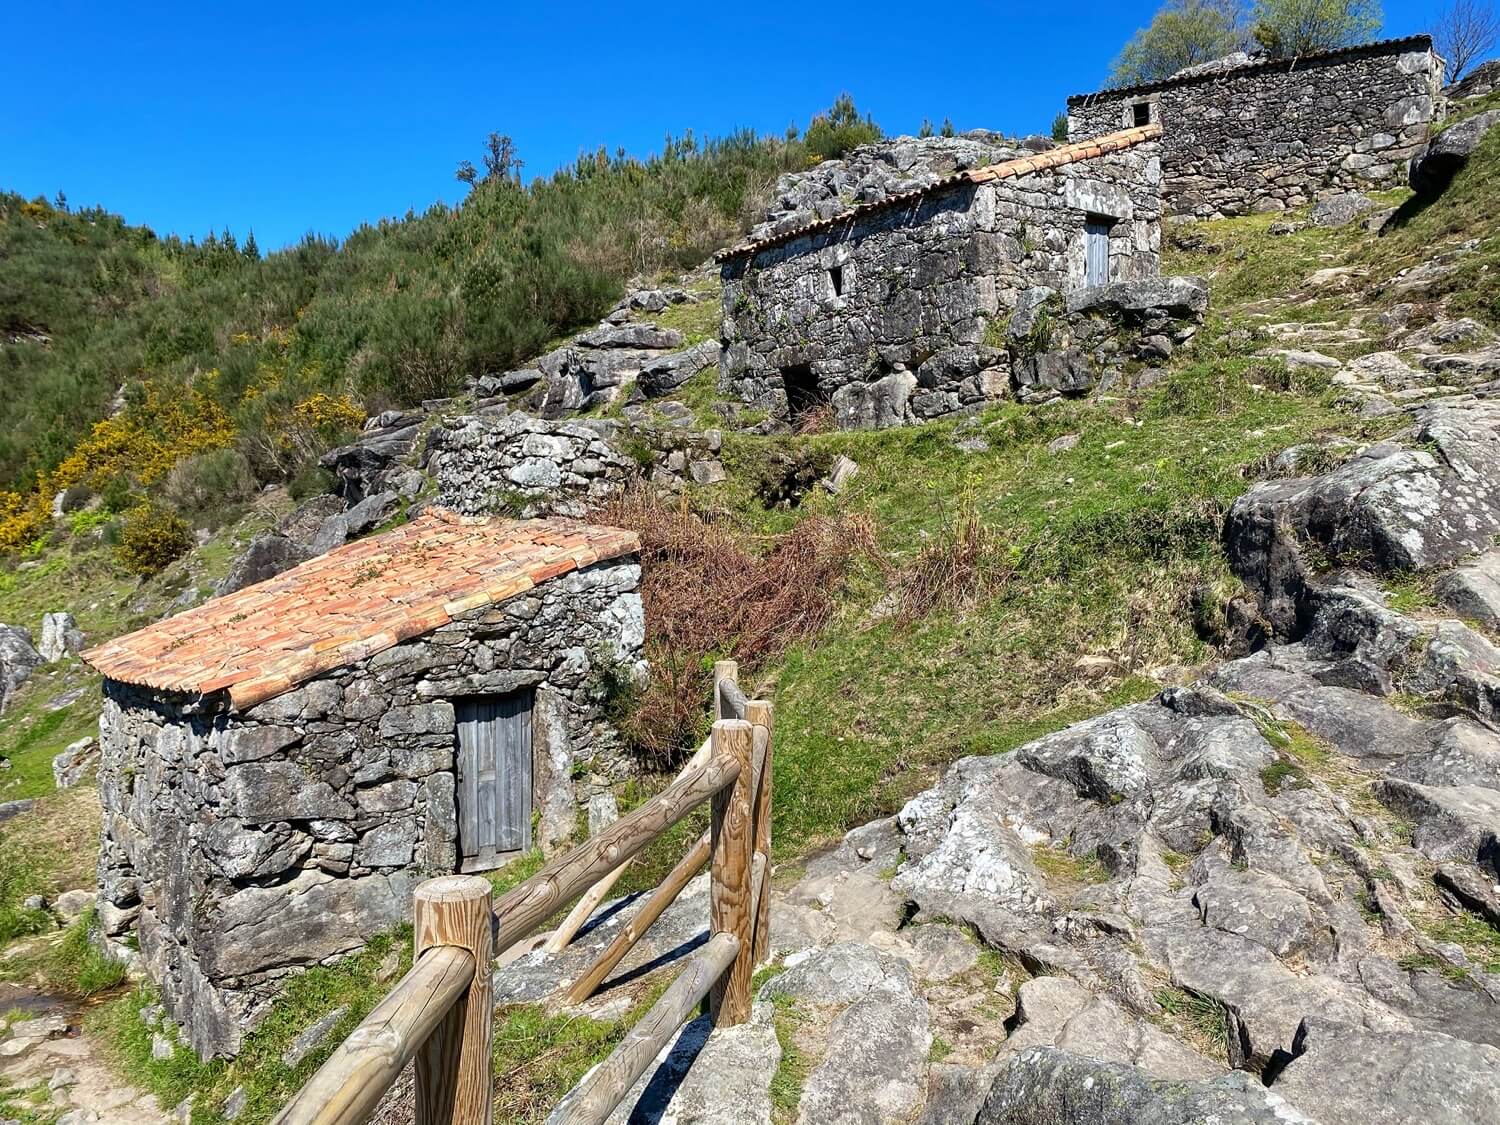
top-left (1066, 34), bottom-right (1433, 103)
top-left (82, 509), bottom-right (640, 711)
top-left (715, 123), bottom-right (1163, 262)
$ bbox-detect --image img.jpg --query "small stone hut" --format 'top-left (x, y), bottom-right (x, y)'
top-left (1067, 35), bottom-right (1445, 217)
top-left (83, 509), bottom-right (645, 1057)
top-left (716, 124), bottom-right (1164, 428)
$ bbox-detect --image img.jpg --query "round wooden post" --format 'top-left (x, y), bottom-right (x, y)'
top-left (414, 875), bottom-right (494, 1125)
top-left (745, 699), bottom-right (774, 967)
top-left (714, 660), bottom-right (739, 720)
top-left (708, 718), bottom-right (754, 1027)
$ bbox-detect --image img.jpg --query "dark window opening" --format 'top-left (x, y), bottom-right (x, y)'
top-left (781, 364), bottom-right (826, 424)
top-left (1132, 102), bottom-right (1152, 127)
top-left (829, 265), bottom-right (845, 297)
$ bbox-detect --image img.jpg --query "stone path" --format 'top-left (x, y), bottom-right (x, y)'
top-left (0, 1008), bottom-right (164, 1124)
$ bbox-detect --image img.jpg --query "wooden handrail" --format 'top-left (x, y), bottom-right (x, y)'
top-left (565, 695), bottom-right (774, 1005)
top-left (718, 677), bottom-right (749, 721)
top-left (272, 945), bottom-right (476, 1125)
top-left (545, 730), bottom-right (717, 956)
top-left (552, 933), bottom-right (741, 1125)
top-left (552, 855), bottom-right (769, 1125)
top-left (564, 830), bottom-right (710, 1005)
top-left (274, 662), bottom-right (775, 1125)
top-left (492, 746), bottom-right (742, 951)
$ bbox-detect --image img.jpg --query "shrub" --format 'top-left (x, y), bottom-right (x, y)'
top-left (896, 502), bottom-right (1007, 624)
top-left (115, 503), bottom-right (193, 575)
top-left (0, 489), bottom-right (52, 555)
top-left (160, 448), bottom-right (255, 515)
top-left (288, 464), bottom-right (335, 501)
top-left (803, 94), bottom-right (883, 162)
top-left (593, 488), bottom-right (878, 764)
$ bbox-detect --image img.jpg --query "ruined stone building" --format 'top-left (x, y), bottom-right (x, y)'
top-left (716, 124), bottom-right (1166, 428)
top-left (83, 509), bottom-right (644, 1056)
top-left (1067, 35), bottom-right (1445, 217)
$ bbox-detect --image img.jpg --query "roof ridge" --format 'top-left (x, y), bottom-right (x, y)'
top-left (715, 123), bottom-right (1162, 262)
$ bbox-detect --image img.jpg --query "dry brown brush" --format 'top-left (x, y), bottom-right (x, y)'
top-left (894, 504), bottom-right (1012, 625)
top-left (594, 488), bottom-right (878, 766)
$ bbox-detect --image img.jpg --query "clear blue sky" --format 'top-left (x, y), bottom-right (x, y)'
top-left (2, 0), bottom-right (1445, 250)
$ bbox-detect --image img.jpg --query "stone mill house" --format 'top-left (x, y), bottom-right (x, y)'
top-left (716, 123), bottom-right (1168, 427)
top-left (1067, 34), bottom-right (1445, 217)
top-left (82, 508), bottom-right (646, 1057)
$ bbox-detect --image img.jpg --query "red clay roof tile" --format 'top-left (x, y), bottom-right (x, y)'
top-left (82, 508), bottom-right (639, 710)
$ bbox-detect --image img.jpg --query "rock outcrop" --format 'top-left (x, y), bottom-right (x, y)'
top-left (1409, 110), bottom-right (1500, 194)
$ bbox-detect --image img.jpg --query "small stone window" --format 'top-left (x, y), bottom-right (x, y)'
top-left (828, 264), bottom-right (846, 298)
top-left (1132, 102), bottom-right (1152, 127)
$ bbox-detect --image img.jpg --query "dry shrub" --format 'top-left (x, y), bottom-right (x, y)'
top-left (595, 488), bottom-right (878, 765)
top-left (795, 403), bottom-right (835, 435)
top-left (895, 505), bottom-right (1011, 625)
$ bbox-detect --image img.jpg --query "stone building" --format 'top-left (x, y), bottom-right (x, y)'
top-left (1067, 35), bottom-right (1445, 217)
top-left (716, 124), bottom-right (1165, 428)
top-left (83, 509), bottom-right (645, 1057)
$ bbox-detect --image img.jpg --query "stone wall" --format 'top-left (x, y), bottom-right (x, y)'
top-left (95, 557), bottom-right (645, 1058)
top-left (1006, 276), bottom-right (1210, 403)
top-left (718, 142), bottom-right (1162, 428)
top-left (429, 412), bottom-right (726, 517)
top-left (1068, 39), bottom-right (1444, 217)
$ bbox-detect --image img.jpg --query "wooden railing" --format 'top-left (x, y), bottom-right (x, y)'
top-left (273, 662), bottom-right (773, 1125)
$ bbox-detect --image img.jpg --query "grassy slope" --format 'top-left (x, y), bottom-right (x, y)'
top-left (9, 126), bottom-right (1500, 1125)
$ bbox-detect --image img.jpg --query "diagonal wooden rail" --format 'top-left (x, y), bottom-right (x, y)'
top-left (273, 661), bottom-right (776, 1125)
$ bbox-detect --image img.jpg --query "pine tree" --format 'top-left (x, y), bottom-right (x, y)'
top-left (242, 231), bottom-right (261, 261)
top-left (919, 119), bottom-right (936, 138)
top-left (940, 118), bottom-right (956, 138)
top-left (53, 190), bottom-right (68, 213)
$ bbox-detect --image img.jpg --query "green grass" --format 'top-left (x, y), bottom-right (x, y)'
top-left (652, 288), bottom-right (721, 345)
top-left (1259, 759), bottom-right (1309, 797)
top-left (94, 928), bottom-right (415, 1124)
top-left (767, 995), bottom-right (810, 1125)
top-left (0, 909), bottom-right (128, 997)
top-left (1384, 573), bottom-right (1436, 615)
top-left (1029, 844), bottom-right (1110, 885)
top-left (1153, 985), bottom-right (1229, 1053)
top-left (0, 834), bottom-right (50, 945)
top-left (1424, 911), bottom-right (1500, 975)
top-left (491, 1001), bottom-right (639, 1123)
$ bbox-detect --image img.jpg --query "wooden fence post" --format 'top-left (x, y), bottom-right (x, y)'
top-left (708, 718), bottom-right (754, 1027)
top-left (745, 699), bottom-right (774, 967)
top-left (414, 875), bottom-right (495, 1125)
top-left (714, 660), bottom-right (739, 721)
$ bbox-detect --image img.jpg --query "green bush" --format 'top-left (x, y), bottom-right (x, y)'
top-left (160, 448), bottom-right (255, 515)
top-left (288, 463), bottom-right (335, 501)
top-left (804, 94), bottom-right (883, 162)
top-left (115, 503), bottom-right (193, 575)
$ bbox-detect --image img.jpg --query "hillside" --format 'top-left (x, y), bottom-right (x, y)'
top-left (1, 80), bottom-right (1500, 1125)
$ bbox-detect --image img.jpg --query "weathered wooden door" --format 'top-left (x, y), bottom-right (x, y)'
top-left (1085, 216), bottom-right (1112, 288)
top-left (455, 692), bottom-right (533, 871)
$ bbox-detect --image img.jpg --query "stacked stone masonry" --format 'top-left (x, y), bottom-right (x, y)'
top-left (93, 552), bottom-right (645, 1059)
top-left (1068, 37), bottom-right (1445, 217)
top-left (430, 411), bottom-right (726, 518)
top-left (719, 131), bottom-right (1164, 428)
